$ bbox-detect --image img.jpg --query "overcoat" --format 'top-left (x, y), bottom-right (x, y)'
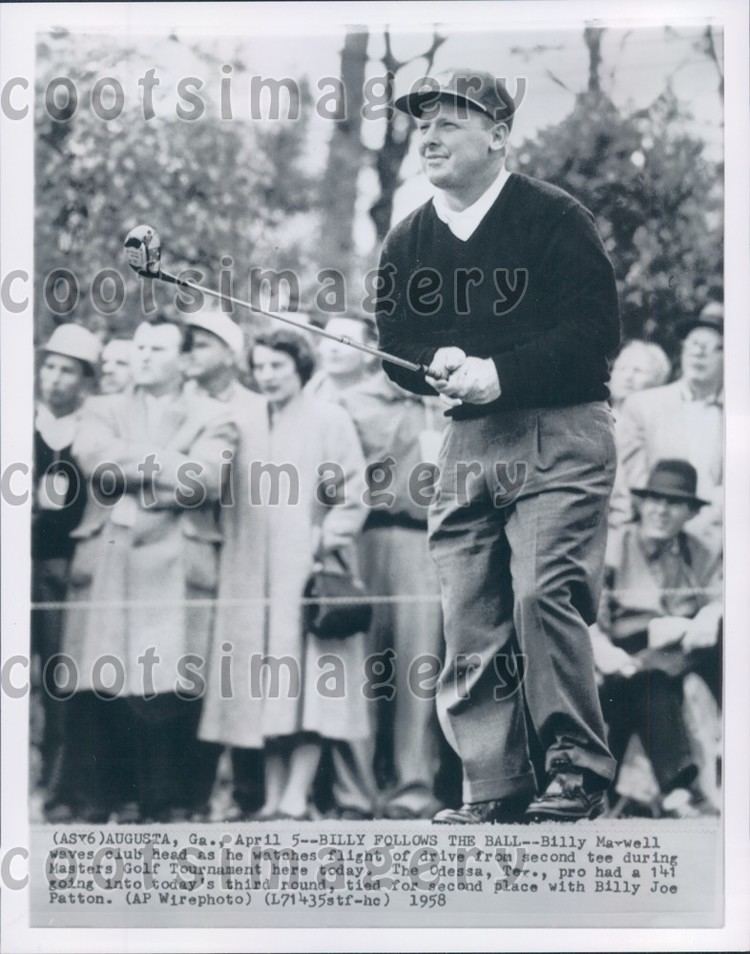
top-left (198, 382), bottom-right (271, 747)
top-left (231, 391), bottom-right (369, 743)
top-left (614, 380), bottom-right (723, 543)
top-left (61, 387), bottom-right (237, 696)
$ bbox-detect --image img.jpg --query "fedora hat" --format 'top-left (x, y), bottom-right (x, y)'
top-left (631, 459), bottom-right (709, 508)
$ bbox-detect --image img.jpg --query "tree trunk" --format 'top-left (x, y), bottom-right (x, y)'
top-left (369, 67), bottom-right (411, 242)
top-left (368, 31), bottom-right (445, 241)
top-left (584, 26), bottom-right (604, 95)
top-left (318, 29), bottom-right (369, 280)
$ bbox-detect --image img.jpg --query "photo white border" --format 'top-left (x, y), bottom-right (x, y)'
top-left (2, 1), bottom-right (748, 951)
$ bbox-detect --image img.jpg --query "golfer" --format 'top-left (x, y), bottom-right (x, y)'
top-left (376, 69), bottom-right (621, 823)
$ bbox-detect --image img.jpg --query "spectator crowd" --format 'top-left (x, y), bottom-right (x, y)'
top-left (31, 300), bottom-right (724, 823)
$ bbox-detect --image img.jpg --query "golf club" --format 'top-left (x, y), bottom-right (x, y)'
top-left (123, 224), bottom-right (428, 375)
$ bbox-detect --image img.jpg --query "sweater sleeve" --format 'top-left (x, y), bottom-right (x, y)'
top-left (491, 203), bottom-right (621, 407)
top-left (375, 231), bottom-right (439, 396)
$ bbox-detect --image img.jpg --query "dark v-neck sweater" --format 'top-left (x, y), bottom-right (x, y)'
top-left (375, 172), bottom-right (621, 417)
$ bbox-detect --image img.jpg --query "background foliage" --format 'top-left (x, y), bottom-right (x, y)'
top-left (35, 27), bottom-right (723, 362)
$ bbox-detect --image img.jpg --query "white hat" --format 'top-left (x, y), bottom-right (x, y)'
top-left (42, 323), bottom-right (102, 367)
top-left (185, 305), bottom-right (245, 358)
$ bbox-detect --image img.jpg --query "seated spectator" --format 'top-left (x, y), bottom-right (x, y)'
top-left (609, 339), bottom-right (671, 410)
top-left (592, 459), bottom-right (722, 817)
top-left (615, 303), bottom-right (723, 546)
top-left (99, 338), bottom-right (134, 394)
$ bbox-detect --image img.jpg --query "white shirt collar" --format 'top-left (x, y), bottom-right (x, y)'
top-left (678, 379), bottom-right (724, 407)
top-left (35, 403), bottom-right (80, 451)
top-left (432, 166), bottom-right (511, 241)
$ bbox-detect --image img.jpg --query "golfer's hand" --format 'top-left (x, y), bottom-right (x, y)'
top-left (426, 347), bottom-right (466, 383)
top-left (434, 357), bottom-right (502, 405)
top-left (437, 393), bottom-right (464, 410)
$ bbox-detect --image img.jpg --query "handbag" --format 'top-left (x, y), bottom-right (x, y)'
top-left (304, 550), bottom-right (372, 640)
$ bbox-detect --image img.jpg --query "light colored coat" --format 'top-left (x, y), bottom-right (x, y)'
top-left (250, 392), bottom-right (369, 743)
top-left (613, 380), bottom-right (723, 544)
top-left (62, 388), bottom-right (237, 696)
top-left (198, 382), bottom-right (271, 747)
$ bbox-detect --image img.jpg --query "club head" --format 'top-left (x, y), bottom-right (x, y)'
top-left (124, 224), bottom-right (161, 277)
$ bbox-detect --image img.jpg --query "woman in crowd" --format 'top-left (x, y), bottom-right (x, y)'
top-left (609, 339), bottom-right (671, 410)
top-left (248, 329), bottom-right (370, 820)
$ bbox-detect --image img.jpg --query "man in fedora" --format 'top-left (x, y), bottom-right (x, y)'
top-left (376, 69), bottom-right (621, 822)
top-left (592, 459), bottom-right (722, 814)
top-left (618, 302), bottom-right (723, 548)
top-left (33, 323), bottom-right (101, 812)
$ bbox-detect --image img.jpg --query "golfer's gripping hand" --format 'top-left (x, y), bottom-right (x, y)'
top-left (426, 347), bottom-right (502, 405)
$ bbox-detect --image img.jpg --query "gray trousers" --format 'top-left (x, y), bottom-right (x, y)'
top-left (428, 402), bottom-right (617, 803)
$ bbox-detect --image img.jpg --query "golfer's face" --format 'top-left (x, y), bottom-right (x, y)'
top-left (417, 101), bottom-right (497, 190)
top-left (251, 345), bottom-right (302, 404)
top-left (132, 323), bottom-right (183, 389)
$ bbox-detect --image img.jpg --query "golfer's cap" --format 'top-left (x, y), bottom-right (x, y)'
top-left (186, 305), bottom-right (245, 358)
top-left (395, 68), bottom-right (515, 124)
top-left (42, 323), bottom-right (102, 367)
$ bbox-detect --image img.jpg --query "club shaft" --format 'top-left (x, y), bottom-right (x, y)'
top-left (152, 269), bottom-right (424, 374)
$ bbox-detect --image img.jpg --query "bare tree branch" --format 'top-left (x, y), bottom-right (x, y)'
top-left (702, 25), bottom-right (724, 99)
top-left (546, 70), bottom-right (574, 93)
top-left (509, 43), bottom-right (565, 62)
top-left (381, 29), bottom-right (402, 74)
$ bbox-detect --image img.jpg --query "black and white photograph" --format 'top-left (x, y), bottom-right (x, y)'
top-left (1, 1), bottom-right (749, 950)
